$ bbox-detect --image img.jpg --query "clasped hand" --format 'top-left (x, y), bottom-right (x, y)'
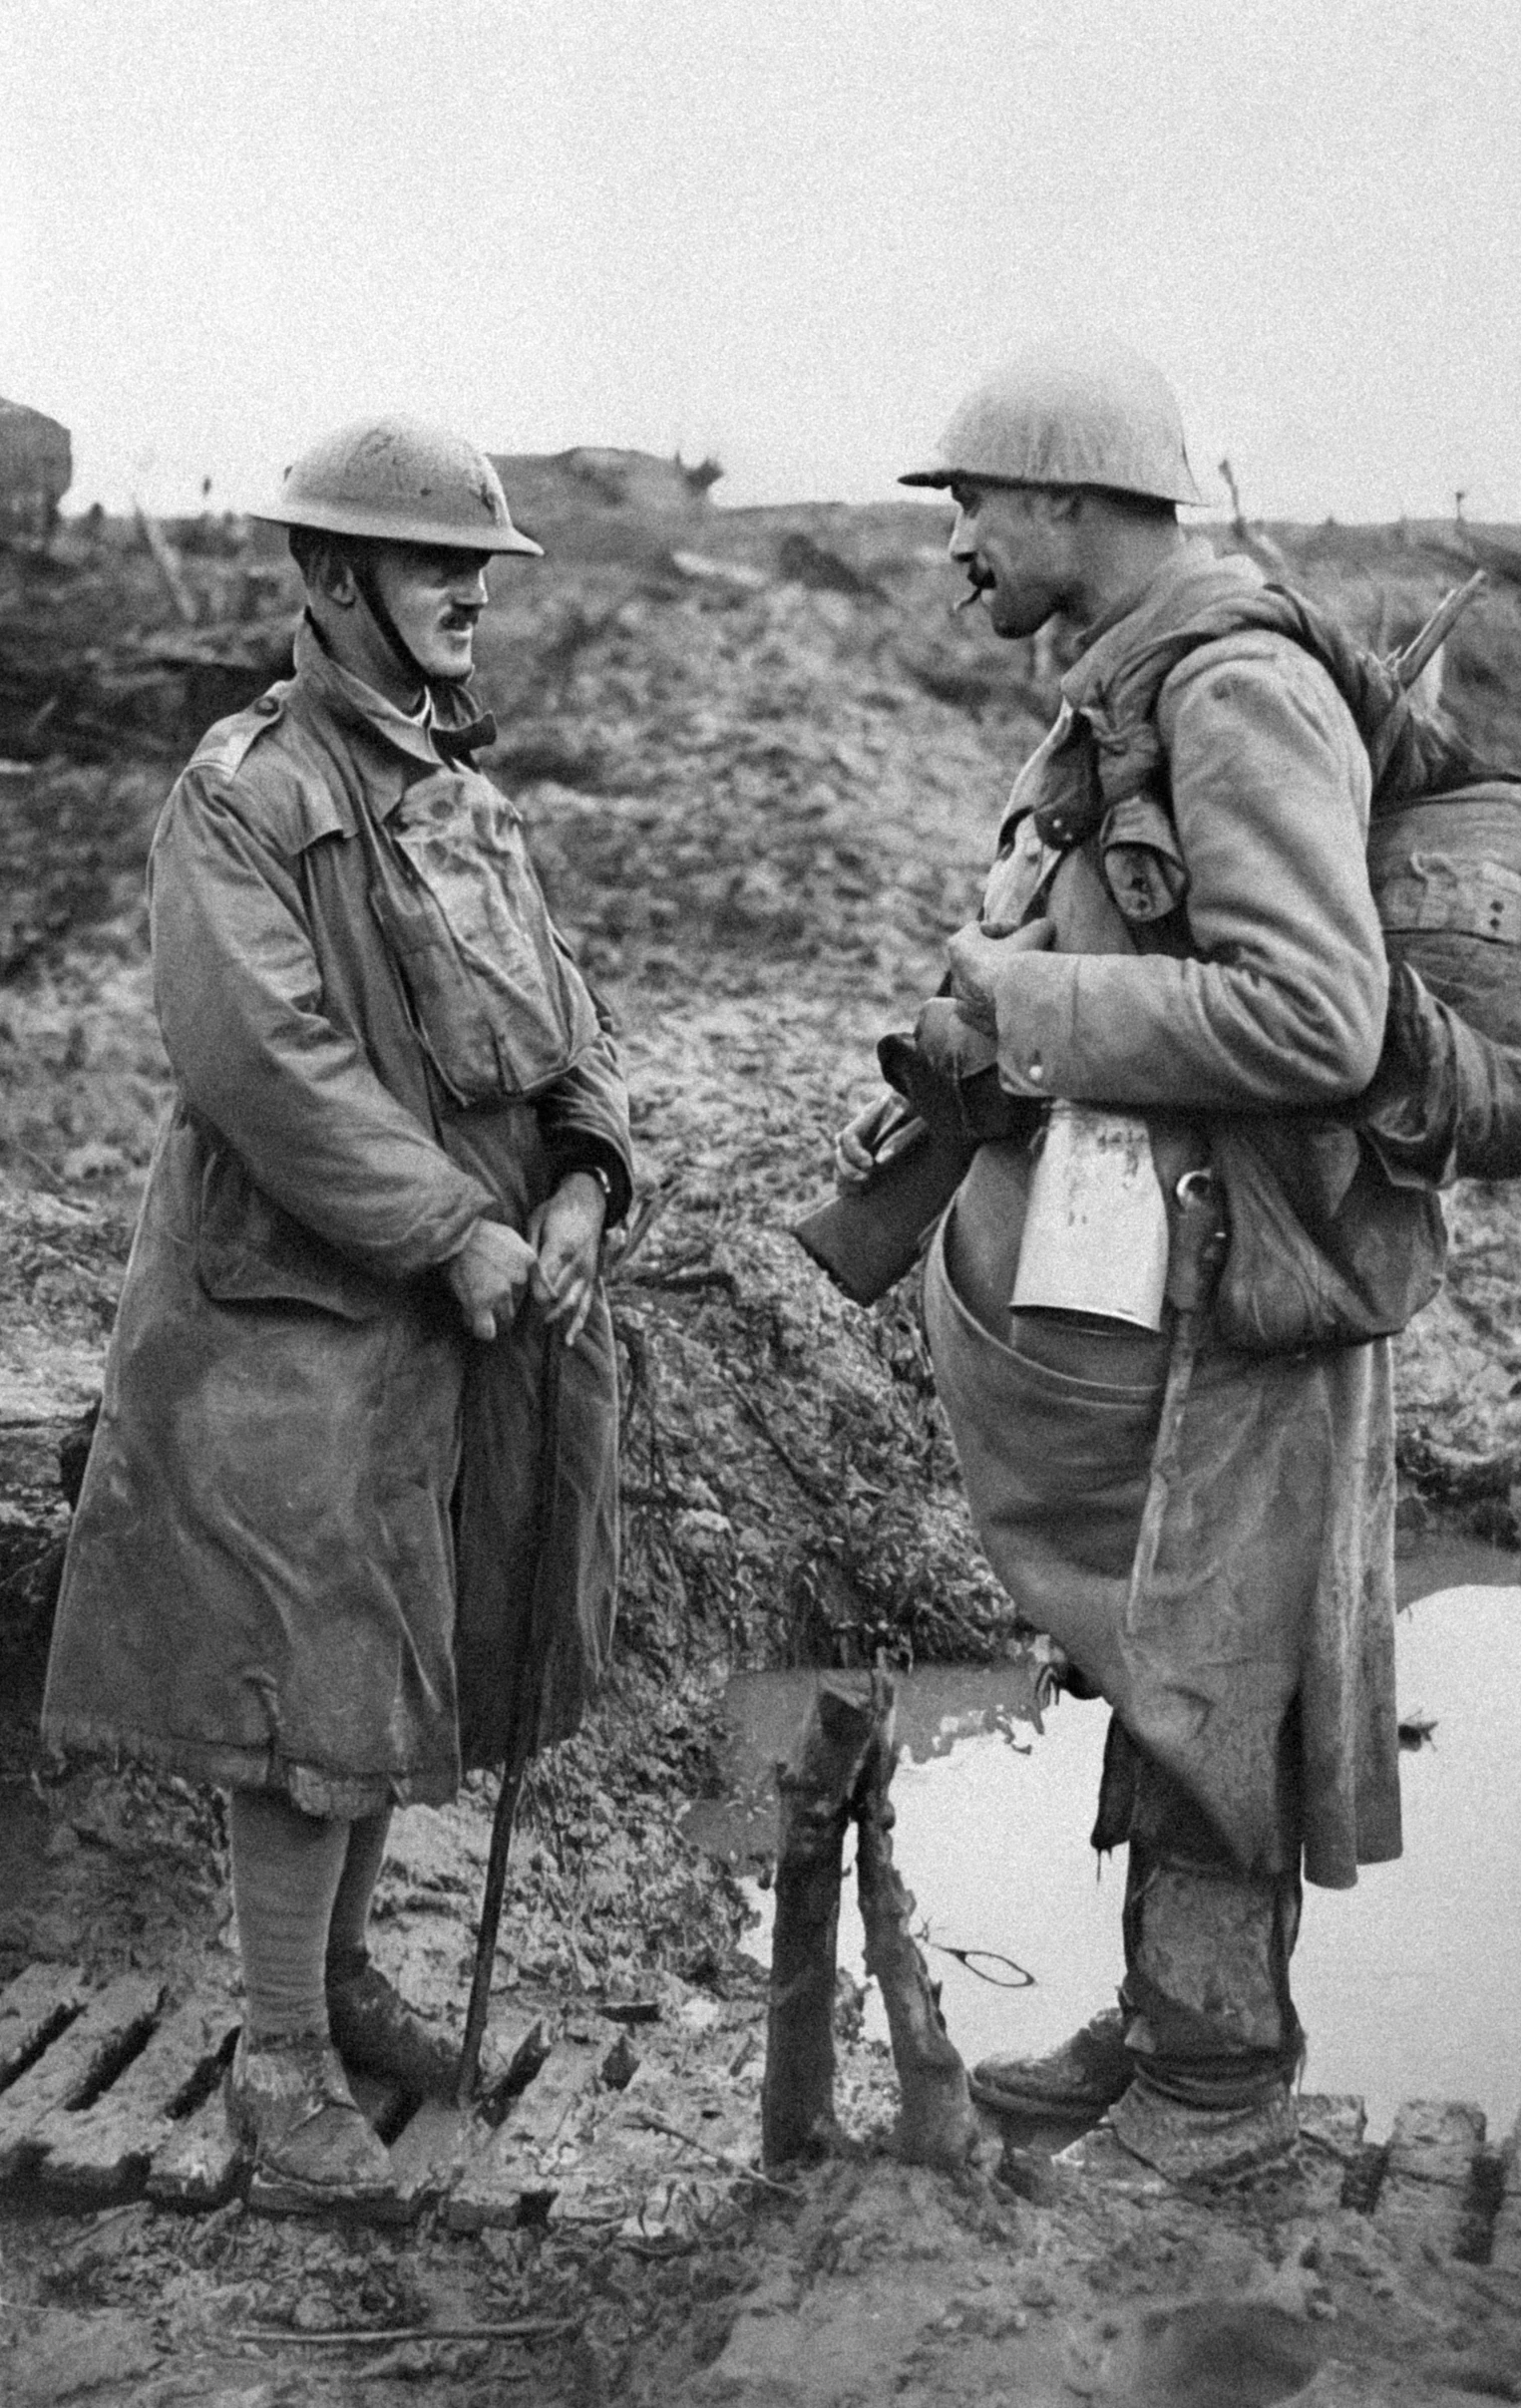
top-left (913, 914), bottom-right (1054, 1078)
top-left (944, 913), bottom-right (1053, 1025)
top-left (446, 1172), bottom-right (606, 1349)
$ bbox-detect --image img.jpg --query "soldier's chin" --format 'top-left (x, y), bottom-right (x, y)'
top-left (988, 592), bottom-right (1043, 640)
top-left (425, 632), bottom-right (476, 677)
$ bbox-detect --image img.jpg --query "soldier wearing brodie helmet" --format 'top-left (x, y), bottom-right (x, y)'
top-left (838, 341), bottom-right (1434, 2183)
top-left (44, 419), bottom-right (633, 2212)
top-left (266, 417), bottom-right (544, 705)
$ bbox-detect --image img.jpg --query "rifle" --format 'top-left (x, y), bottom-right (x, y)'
top-left (791, 1097), bottom-right (974, 1306)
top-left (791, 1019), bottom-right (1041, 1307)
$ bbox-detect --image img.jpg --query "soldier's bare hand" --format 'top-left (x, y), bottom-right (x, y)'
top-left (446, 1220), bottom-right (539, 1343)
top-left (530, 1173), bottom-right (606, 1348)
top-left (947, 914), bottom-right (1054, 1028)
top-left (834, 1100), bottom-right (891, 1191)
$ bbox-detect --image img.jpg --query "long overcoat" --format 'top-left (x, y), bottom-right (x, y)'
top-left (927, 542), bottom-right (1426, 1890)
top-left (43, 623), bottom-right (633, 1819)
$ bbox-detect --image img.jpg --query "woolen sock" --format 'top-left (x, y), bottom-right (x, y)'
top-left (325, 1807), bottom-right (394, 1983)
top-left (227, 1787), bottom-right (349, 2041)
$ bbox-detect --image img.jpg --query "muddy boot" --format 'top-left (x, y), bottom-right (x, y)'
top-left (226, 2028), bottom-right (396, 2215)
top-left (326, 1951), bottom-right (461, 2101)
top-left (969, 2007), bottom-right (1131, 2119)
top-left (1104, 2076), bottom-right (1298, 2184)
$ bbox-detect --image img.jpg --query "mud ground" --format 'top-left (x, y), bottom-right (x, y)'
top-left (2, 495), bottom-right (1520, 2403)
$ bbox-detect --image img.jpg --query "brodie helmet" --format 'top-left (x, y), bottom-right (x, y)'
top-left (252, 416), bottom-right (543, 555)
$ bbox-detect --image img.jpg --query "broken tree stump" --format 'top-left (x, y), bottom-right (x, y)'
top-left (855, 1676), bottom-right (977, 2172)
top-left (760, 1677), bottom-right (880, 2169)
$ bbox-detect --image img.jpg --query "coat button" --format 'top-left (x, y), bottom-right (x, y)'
top-left (1027, 1059), bottom-right (1045, 1082)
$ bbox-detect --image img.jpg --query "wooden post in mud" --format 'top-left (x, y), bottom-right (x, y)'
top-left (762, 1669), bottom-right (977, 2174)
top-left (761, 1679), bottom-right (879, 2168)
top-left (854, 1669), bottom-right (978, 2172)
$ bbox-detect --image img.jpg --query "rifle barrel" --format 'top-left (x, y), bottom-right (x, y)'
top-left (1392, 569), bottom-right (1487, 690)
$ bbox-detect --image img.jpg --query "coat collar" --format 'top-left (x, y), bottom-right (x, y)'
top-left (1062, 540), bottom-right (1266, 717)
top-left (290, 618), bottom-right (498, 819)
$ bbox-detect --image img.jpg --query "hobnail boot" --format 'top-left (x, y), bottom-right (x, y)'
top-left (225, 2027), bottom-right (396, 2214)
top-left (326, 1954), bottom-right (461, 2101)
top-left (969, 2006), bottom-right (1131, 2119)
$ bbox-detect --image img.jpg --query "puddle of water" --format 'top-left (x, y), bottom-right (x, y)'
top-left (689, 1542), bottom-right (1521, 2143)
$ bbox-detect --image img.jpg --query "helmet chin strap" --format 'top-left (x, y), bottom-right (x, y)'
top-left (344, 540), bottom-right (471, 694)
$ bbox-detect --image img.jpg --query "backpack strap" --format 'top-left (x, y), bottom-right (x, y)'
top-left (1035, 580), bottom-right (1502, 861)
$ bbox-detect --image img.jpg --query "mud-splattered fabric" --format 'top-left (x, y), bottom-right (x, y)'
top-left (43, 621), bottom-right (632, 1816)
top-left (924, 1221), bottom-right (1400, 1888)
top-left (368, 771), bottom-right (603, 1105)
top-left (924, 546), bottom-right (1406, 1892)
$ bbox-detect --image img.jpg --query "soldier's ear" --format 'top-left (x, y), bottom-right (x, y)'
top-left (290, 526), bottom-right (356, 607)
top-left (310, 547), bottom-right (360, 610)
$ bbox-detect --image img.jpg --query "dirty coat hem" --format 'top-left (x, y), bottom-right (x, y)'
top-left (41, 1714), bottom-right (458, 1820)
top-left (41, 626), bottom-right (632, 1808)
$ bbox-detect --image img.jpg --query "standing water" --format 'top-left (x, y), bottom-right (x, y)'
top-left (683, 1541), bottom-right (1521, 2142)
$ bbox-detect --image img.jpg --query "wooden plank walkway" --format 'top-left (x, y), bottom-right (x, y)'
top-left (0, 1972), bottom-right (164, 2182)
top-left (0, 1960), bottom-right (1513, 2261)
top-left (28, 1987), bottom-right (237, 2203)
top-left (1374, 2099), bottom-right (1490, 2257)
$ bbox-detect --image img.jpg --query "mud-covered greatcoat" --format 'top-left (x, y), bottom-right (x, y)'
top-left (926, 543), bottom-right (1425, 1891)
top-left (43, 624), bottom-right (633, 1818)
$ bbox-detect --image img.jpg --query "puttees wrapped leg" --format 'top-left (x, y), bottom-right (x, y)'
top-left (761, 1680), bottom-right (880, 2168)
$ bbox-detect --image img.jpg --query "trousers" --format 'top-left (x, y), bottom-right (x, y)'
top-left (1096, 1717), bottom-right (1305, 2108)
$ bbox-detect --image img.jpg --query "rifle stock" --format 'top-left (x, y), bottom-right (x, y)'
top-left (791, 1114), bottom-right (974, 1306)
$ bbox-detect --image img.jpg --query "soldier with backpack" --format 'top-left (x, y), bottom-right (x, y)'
top-left (835, 341), bottom-right (1459, 2183)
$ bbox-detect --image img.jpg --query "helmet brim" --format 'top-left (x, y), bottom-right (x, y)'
top-left (897, 468), bottom-right (954, 490)
top-left (248, 499), bottom-right (545, 557)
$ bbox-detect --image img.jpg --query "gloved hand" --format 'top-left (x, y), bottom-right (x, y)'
top-left (879, 915), bottom-right (1056, 1153)
top-left (879, 1027), bottom-right (1039, 1152)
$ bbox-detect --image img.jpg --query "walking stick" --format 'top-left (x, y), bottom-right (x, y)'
top-left (457, 1324), bottom-right (565, 2109)
top-left (1122, 1169), bottom-right (1227, 1636)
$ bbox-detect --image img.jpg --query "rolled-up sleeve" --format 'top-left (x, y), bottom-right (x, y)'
top-left (150, 774), bottom-right (492, 1276)
top-left (982, 636), bottom-right (1387, 1111)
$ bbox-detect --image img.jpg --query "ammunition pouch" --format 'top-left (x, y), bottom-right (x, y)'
top-left (1208, 1111), bottom-right (1446, 1356)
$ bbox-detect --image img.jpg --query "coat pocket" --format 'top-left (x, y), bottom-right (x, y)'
top-left (1209, 1118), bottom-right (1446, 1353)
top-left (196, 1144), bottom-right (390, 1322)
top-left (371, 774), bottom-right (600, 1105)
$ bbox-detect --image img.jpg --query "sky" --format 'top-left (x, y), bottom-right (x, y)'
top-left (3, 0), bottom-right (1520, 522)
